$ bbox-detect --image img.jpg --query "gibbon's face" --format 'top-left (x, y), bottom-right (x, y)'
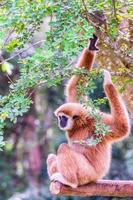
top-left (54, 103), bottom-right (88, 131)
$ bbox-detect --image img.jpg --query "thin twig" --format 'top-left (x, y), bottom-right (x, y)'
top-left (112, 0), bottom-right (117, 21)
top-left (27, 59), bottom-right (75, 98)
top-left (81, 0), bottom-right (88, 17)
top-left (81, 0), bottom-right (95, 27)
top-left (111, 72), bottom-right (133, 78)
top-left (81, 0), bottom-right (132, 67)
top-left (6, 74), bottom-right (14, 84)
top-left (0, 1), bottom-right (8, 7)
top-left (0, 39), bottom-right (45, 65)
top-left (4, 27), bottom-right (15, 45)
top-left (81, 0), bottom-right (104, 32)
top-left (50, 12), bottom-right (53, 32)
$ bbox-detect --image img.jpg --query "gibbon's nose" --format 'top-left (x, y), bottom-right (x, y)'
top-left (59, 115), bottom-right (68, 128)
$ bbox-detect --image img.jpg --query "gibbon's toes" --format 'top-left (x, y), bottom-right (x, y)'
top-left (46, 154), bottom-right (57, 165)
top-left (104, 70), bottom-right (112, 85)
top-left (50, 172), bottom-right (78, 188)
top-left (50, 181), bottom-right (61, 195)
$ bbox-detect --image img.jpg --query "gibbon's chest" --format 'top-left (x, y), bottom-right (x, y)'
top-left (84, 143), bottom-right (111, 163)
top-left (71, 142), bottom-right (112, 175)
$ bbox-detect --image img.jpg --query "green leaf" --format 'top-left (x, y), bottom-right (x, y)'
top-left (1, 62), bottom-right (14, 75)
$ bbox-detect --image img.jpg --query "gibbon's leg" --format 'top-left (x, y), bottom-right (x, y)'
top-left (46, 154), bottom-right (58, 177)
top-left (103, 70), bottom-right (130, 142)
top-left (51, 143), bottom-right (97, 188)
top-left (51, 144), bottom-right (78, 188)
top-left (65, 34), bottom-right (98, 103)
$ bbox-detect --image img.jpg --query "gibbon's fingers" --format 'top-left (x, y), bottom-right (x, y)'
top-left (48, 161), bottom-right (58, 177)
top-left (88, 34), bottom-right (99, 51)
top-left (50, 181), bottom-right (61, 195)
top-left (104, 70), bottom-right (112, 85)
top-left (47, 154), bottom-right (58, 177)
top-left (46, 154), bottom-right (57, 166)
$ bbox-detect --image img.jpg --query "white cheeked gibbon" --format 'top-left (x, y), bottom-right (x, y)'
top-left (47, 34), bottom-right (130, 191)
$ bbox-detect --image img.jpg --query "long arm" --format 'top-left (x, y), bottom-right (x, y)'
top-left (102, 70), bottom-right (130, 142)
top-left (65, 34), bottom-right (99, 103)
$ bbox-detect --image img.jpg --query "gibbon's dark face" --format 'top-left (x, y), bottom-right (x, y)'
top-left (58, 112), bottom-right (72, 130)
top-left (54, 103), bottom-right (88, 131)
top-left (59, 115), bottom-right (68, 128)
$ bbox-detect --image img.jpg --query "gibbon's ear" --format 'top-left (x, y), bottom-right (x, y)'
top-left (54, 110), bottom-right (58, 117)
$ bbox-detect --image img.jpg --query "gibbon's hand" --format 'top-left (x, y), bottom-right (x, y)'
top-left (104, 70), bottom-right (112, 85)
top-left (88, 34), bottom-right (99, 51)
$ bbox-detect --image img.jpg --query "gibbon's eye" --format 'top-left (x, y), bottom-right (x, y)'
top-left (73, 115), bottom-right (79, 120)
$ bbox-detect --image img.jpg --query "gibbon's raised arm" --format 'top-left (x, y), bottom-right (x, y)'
top-left (102, 70), bottom-right (130, 142)
top-left (65, 34), bottom-right (99, 103)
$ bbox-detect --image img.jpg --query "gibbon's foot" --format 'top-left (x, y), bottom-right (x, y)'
top-left (47, 154), bottom-right (57, 165)
top-left (104, 70), bottom-right (112, 85)
top-left (47, 154), bottom-right (58, 177)
top-left (88, 34), bottom-right (99, 51)
top-left (50, 172), bottom-right (78, 188)
top-left (50, 181), bottom-right (61, 195)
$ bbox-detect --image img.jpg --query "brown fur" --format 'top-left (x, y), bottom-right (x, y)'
top-left (47, 43), bottom-right (130, 188)
top-left (65, 49), bottom-right (96, 102)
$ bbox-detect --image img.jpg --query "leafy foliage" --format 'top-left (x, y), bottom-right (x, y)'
top-left (0, 0), bottom-right (132, 148)
top-left (0, 1), bottom-right (132, 200)
top-left (0, 0), bottom-right (53, 50)
top-left (73, 69), bottom-right (110, 146)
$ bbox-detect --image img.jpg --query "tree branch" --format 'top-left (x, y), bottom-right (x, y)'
top-left (111, 72), bottom-right (133, 78)
top-left (0, 1), bottom-right (8, 7)
top-left (50, 180), bottom-right (133, 197)
top-left (81, 0), bottom-right (89, 18)
top-left (112, 0), bottom-right (117, 21)
top-left (0, 40), bottom-right (45, 65)
top-left (81, 1), bottom-right (132, 68)
top-left (4, 27), bottom-right (15, 45)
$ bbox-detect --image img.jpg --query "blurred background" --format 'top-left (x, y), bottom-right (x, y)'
top-left (0, 1), bottom-right (133, 200)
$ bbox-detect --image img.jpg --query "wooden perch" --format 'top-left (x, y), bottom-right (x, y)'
top-left (50, 180), bottom-right (133, 197)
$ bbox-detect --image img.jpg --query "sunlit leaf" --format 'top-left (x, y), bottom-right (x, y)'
top-left (1, 62), bottom-right (14, 75)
